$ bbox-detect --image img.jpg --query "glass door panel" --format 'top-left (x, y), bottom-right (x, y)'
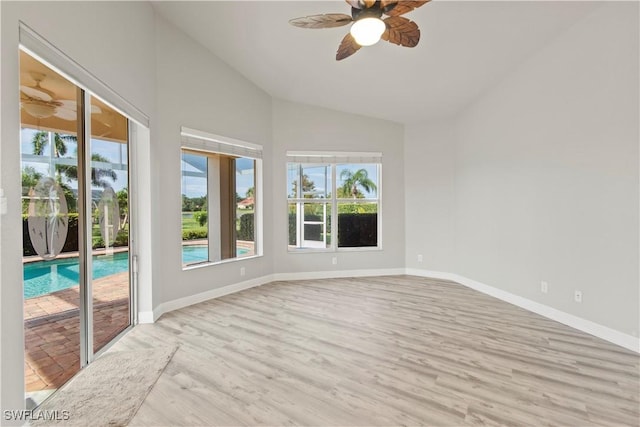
top-left (20, 51), bottom-right (81, 405)
top-left (90, 96), bottom-right (131, 354)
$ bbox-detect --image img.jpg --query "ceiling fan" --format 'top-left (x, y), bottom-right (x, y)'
top-left (20, 72), bottom-right (102, 120)
top-left (289, 0), bottom-right (430, 61)
top-left (21, 72), bottom-right (72, 120)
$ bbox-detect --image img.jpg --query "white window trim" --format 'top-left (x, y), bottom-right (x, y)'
top-left (286, 150), bottom-right (382, 164)
top-left (182, 127), bottom-right (263, 159)
top-left (286, 156), bottom-right (382, 253)
top-left (181, 128), bottom-right (263, 269)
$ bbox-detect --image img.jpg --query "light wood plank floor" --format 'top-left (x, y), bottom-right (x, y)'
top-left (118, 275), bottom-right (639, 426)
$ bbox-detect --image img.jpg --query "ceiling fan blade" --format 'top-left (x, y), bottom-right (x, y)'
top-left (381, 16), bottom-right (420, 47)
top-left (384, 0), bottom-right (430, 16)
top-left (20, 85), bottom-right (53, 102)
top-left (336, 33), bottom-right (362, 61)
top-left (289, 13), bottom-right (353, 29)
top-left (58, 100), bottom-right (77, 111)
top-left (380, 0), bottom-right (399, 11)
top-left (56, 100), bottom-right (102, 115)
top-left (55, 107), bottom-right (76, 121)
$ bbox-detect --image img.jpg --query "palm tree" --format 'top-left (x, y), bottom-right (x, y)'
top-left (56, 153), bottom-right (117, 188)
top-left (117, 188), bottom-right (129, 229)
top-left (21, 166), bottom-right (43, 214)
top-left (338, 168), bottom-right (377, 199)
top-left (30, 132), bottom-right (79, 212)
top-left (291, 174), bottom-right (316, 198)
top-left (32, 131), bottom-right (73, 157)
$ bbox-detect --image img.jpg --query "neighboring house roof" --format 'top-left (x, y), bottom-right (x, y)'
top-left (237, 197), bottom-right (254, 207)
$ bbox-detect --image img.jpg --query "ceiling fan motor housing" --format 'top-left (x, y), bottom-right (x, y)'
top-left (351, 6), bottom-right (384, 21)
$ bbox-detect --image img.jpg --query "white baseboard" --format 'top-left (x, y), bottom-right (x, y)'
top-left (139, 274), bottom-right (275, 323)
top-left (140, 268), bottom-right (404, 323)
top-left (138, 311), bottom-right (155, 324)
top-left (273, 268), bottom-right (406, 282)
top-left (406, 268), bottom-right (640, 353)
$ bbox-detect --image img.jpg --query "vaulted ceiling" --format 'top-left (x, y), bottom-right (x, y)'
top-left (153, 1), bottom-right (601, 124)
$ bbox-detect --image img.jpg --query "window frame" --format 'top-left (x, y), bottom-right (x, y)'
top-left (287, 153), bottom-right (382, 253)
top-left (181, 127), bottom-right (263, 270)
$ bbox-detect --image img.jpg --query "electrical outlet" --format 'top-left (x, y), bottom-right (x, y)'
top-left (240, 267), bottom-right (246, 276)
top-left (540, 281), bottom-right (548, 294)
top-left (417, 254), bottom-right (423, 263)
top-left (332, 257), bottom-right (338, 265)
top-left (574, 290), bottom-right (582, 303)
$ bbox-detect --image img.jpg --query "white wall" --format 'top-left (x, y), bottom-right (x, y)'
top-left (0, 0), bottom-right (156, 417)
top-left (406, 3), bottom-right (639, 337)
top-left (272, 99), bottom-right (405, 274)
top-left (404, 120), bottom-right (456, 272)
top-left (152, 14), bottom-right (273, 306)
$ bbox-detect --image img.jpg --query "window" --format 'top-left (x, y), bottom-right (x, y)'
top-left (287, 151), bottom-right (381, 251)
top-left (181, 128), bottom-right (262, 267)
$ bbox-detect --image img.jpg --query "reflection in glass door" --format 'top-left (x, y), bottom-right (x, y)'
top-left (19, 51), bottom-right (133, 407)
top-left (20, 51), bottom-right (82, 405)
top-left (89, 95), bottom-right (131, 355)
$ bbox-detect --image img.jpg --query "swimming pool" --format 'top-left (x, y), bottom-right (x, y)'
top-left (23, 251), bottom-right (130, 299)
top-left (23, 246), bottom-right (250, 298)
top-left (182, 246), bottom-right (249, 264)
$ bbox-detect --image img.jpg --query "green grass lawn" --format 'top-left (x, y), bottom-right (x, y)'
top-left (181, 210), bottom-right (254, 241)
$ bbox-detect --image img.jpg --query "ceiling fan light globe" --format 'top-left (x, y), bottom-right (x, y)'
top-left (350, 17), bottom-right (385, 46)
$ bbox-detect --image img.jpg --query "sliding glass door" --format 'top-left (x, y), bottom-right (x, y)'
top-left (20, 51), bottom-right (134, 407)
top-left (89, 95), bottom-right (131, 354)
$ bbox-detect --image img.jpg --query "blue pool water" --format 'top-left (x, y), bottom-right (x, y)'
top-left (23, 251), bottom-right (130, 299)
top-left (23, 246), bottom-right (250, 298)
top-left (182, 245), bottom-right (249, 265)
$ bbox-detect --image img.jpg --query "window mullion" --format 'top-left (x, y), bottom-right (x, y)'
top-left (331, 164), bottom-right (337, 251)
top-left (297, 165), bottom-right (302, 247)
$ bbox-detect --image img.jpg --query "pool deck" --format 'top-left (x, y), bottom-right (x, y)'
top-left (24, 272), bottom-right (129, 392)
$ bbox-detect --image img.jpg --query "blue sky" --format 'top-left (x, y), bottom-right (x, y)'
top-left (287, 163), bottom-right (378, 198)
top-left (21, 128), bottom-right (129, 191)
top-left (181, 153), bottom-right (255, 199)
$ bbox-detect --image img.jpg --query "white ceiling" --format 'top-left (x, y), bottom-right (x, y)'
top-left (153, 1), bottom-right (600, 124)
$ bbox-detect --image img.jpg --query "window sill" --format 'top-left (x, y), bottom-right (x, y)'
top-left (287, 246), bottom-right (382, 254)
top-left (182, 254), bottom-right (263, 271)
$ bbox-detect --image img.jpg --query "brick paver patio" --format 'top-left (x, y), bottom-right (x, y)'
top-left (24, 271), bottom-right (130, 392)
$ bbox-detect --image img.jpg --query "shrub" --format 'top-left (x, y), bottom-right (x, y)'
top-left (92, 229), bottom-right (128, 249)
top-left (337, 203), bottom-right (378, 214)
top-left (182, 228), bottom-right (208, 241)
top-left (338, 213), bottom-right (377, 247)
top-left (288, 213), bottom-right (296, 245)
top-left (23, 213), bottom-right (79, 256)
top-left (23, 213), bottom-right (129, 256)
top-left (237, 213), bottom-right (254, 241)
top-left (193, 211), bottom-right (208, 227)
